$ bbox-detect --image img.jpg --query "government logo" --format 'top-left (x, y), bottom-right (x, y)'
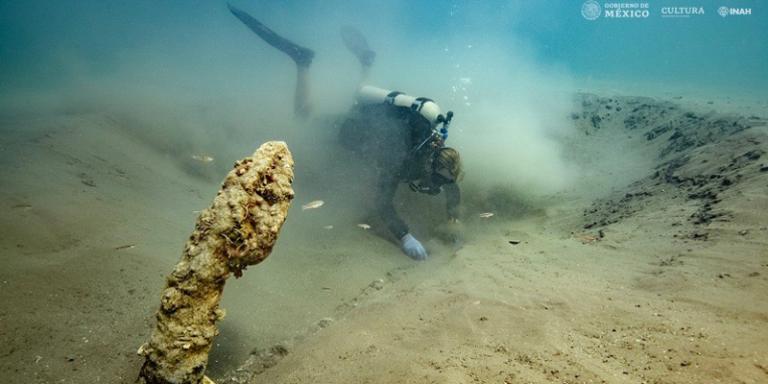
top-left (719, 6), bottom-right (752, 17)
top-left (582, 1), bottom-right (601, 20)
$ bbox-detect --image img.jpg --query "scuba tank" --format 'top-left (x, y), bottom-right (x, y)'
top-left (357, 86), bottom-right (455, 195)
top-left (356, 85), bottom-right (453, 141)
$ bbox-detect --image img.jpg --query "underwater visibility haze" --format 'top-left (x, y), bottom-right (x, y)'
top-left (0, 1), bottom-right (766, 383)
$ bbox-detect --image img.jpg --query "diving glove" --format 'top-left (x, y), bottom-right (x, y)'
top-left (400, 233), bottom-right (428, 261)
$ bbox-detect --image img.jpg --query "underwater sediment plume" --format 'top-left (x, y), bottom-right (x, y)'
top-left (135, 141), bottom-right (295, 384)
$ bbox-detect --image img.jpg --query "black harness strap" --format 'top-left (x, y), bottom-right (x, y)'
top-left (385, 91), bottom-right (404, 105)
top-left (410, 97), bottom-right (434, 112)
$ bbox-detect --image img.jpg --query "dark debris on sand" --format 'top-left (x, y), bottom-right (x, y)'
top-left (576, 94), bottom-right (768, 238)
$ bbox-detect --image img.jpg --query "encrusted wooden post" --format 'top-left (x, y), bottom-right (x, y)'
top-left (136, 141), bottom-right (295, 384)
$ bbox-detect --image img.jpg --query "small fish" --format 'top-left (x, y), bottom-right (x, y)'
top-left (321, 287), bottom-right (332, 291)
top-left (12, 204), bottom-right (32, 209)
top-left (191, 155), bottom-right (214, 163)
top-left (323, 225), bottom-right (334, 230)
top-left (115, 244), bottom-right (135, 250)
top-left (302, 200), bottom-right (324, 210)
top-left (357, 223), bottom-right (371, 230)
top-left (478, 212), bottom-right (494, 218)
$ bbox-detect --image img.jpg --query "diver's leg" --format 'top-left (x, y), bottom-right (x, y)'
top-left (228, 4), bottom-right (315, 66)
top-left (341, 26), bottom-right (375, 85)
top-left (359, 65), bottom-right (372, 87)
top-left (294, 65), bottom-right (312, 118)
top-left (228, 4), bottom-right (314, 117)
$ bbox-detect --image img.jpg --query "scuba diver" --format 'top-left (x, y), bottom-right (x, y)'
top-left (227, 4), bottom-right (464, 260)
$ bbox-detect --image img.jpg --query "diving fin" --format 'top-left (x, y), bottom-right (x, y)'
top-left (227, 3), bottom-right (315, 67)
top-left (341, 25), bottom-right (375, 67)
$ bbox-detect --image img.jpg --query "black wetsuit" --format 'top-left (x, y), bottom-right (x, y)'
top-left (340, 103), bottom-right (461, 239)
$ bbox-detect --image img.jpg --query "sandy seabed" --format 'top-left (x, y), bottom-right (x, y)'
top-left (1, 92), bottom-right (767, 384)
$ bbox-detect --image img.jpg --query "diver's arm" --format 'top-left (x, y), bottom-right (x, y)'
top-left (377, 176), bottom-right (428, 260)
top-left (376, 176), bottom-right (409, 239)
top-left (443, 183), bottom-right (462, 246)
top-left (444, 182), bottom-right (461, 221)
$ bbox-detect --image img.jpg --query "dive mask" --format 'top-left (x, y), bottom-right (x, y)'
top-left (408, 172), bottom-right (453, 196)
